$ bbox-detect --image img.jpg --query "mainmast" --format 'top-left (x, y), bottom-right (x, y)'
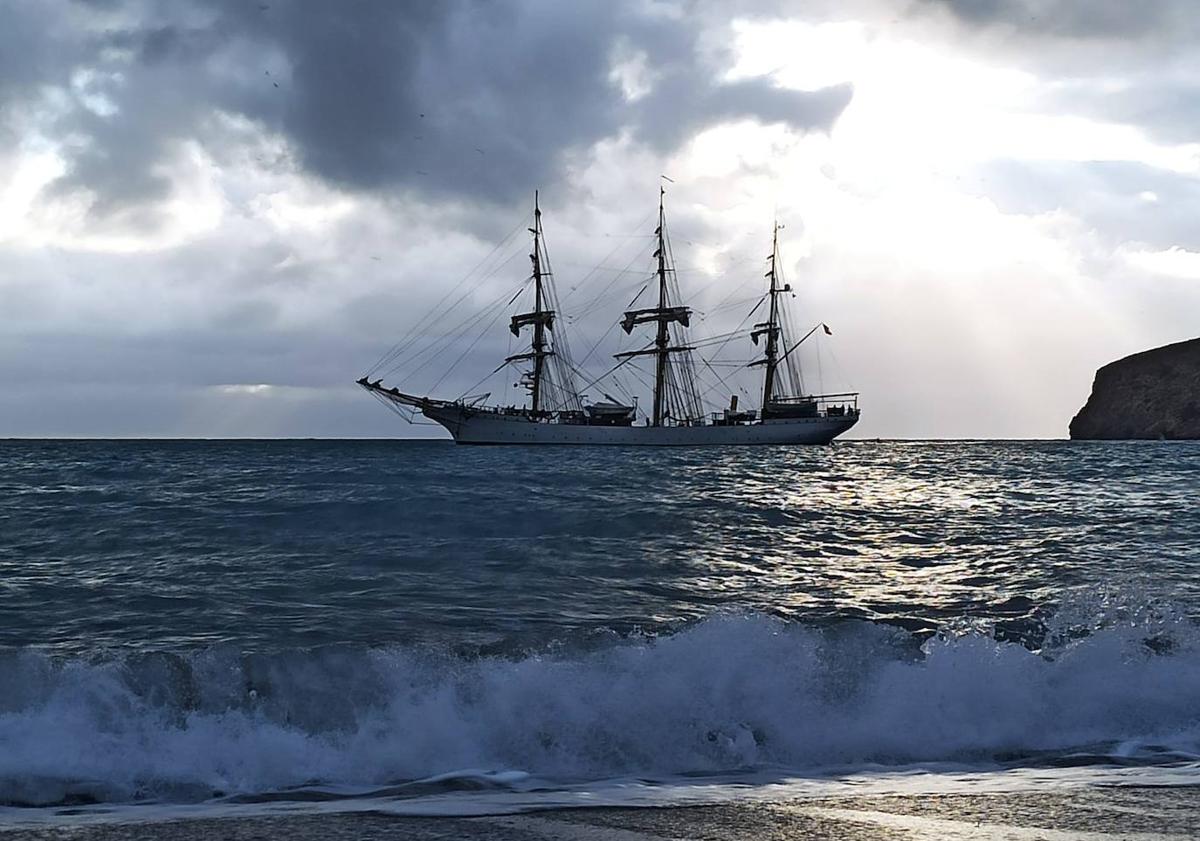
top-left (507, 191), bottom-right (555, 414)
top-left (751, 221), bottom-right (791, 409)
top-left (616, 187), bottom-right (693, 426)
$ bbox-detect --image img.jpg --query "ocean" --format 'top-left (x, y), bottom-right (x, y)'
top-left (1, 439), bottom-right (1198, 834)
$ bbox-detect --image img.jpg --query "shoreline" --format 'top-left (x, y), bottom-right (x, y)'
top-left (3, 786), bottom-right (1199, 840)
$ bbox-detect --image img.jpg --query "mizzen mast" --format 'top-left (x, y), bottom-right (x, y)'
top-left (616, 187), bottom-right (693, 426)
top-left (750, 221), bottom-right (791, 409)
top-left (507, 191), bottom-right (555, 414)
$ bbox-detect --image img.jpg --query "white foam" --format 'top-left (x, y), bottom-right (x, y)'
top-left (0, 614), bottom-right (1198, 811)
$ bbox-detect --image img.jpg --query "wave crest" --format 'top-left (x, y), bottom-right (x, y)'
top-left (1, 613), bottom-right (1198, 806)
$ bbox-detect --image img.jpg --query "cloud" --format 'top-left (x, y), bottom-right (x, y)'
top-left (924, 0), bottom-right (1195, 40)
top-left (1120, 244), bottom-right (1200, 280)
top-left (4, 0), bottom-right (1200, 438)
top-left (976, 160), bottom-right (1200, 252)
top-left (915, 1), bottom-right (1200, 149)
top-left (0, 0), bottom-right (853, 224)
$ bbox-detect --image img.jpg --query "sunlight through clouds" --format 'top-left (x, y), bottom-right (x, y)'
top-left (1, 1), bottom-right (1198, 437)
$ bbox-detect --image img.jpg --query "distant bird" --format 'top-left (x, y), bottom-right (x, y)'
top-left (264, 70), bottom-right (270, 75)
top-left (419, 113), bottom-right (425, 119)
top-left (416, 170), bottom-right (428, 175)
top-left (371, 256), bottom-right (381, 261)
top-left (273, 82), bottom-right (279, 88)
top-left (474, 147), bottom-right (484, 155)
top-left (259, 4), bottom-right (269, 9)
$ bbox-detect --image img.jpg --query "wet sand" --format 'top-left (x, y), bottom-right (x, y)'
top-left (4, 786), bottom-right (1197, 840)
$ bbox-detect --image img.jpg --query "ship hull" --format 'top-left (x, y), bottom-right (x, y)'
top-left (423, 406), bottom-right (857, 446)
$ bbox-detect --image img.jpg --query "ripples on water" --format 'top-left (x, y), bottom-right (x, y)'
top-left (0, 439), bottom-right (1198, 812)
top-left (1, 439), bottom-right (1196, 651)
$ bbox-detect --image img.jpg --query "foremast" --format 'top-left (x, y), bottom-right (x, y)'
top-left (616, 188), bottom-right (696, 426)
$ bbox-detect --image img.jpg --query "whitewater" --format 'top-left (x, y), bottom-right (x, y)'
top-left (1, 439), bottom-right (1198, 824)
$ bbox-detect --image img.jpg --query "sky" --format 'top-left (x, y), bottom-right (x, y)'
top-left (2, 0), bottom-right (1198, 439)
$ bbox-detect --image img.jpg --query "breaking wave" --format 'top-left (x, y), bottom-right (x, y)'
top-left (1, 612), bottom-right (1198, 807)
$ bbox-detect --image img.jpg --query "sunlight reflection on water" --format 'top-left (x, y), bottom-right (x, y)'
top-left (0, 439), bottom-right (1196, 651)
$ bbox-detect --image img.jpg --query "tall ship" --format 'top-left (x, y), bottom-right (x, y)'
top-left (357, 189), bottom-right (859, 445)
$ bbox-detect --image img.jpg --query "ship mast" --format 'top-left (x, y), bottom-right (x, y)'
top-left (530, 194), bottom-right (548, 413)
top-left (652, 188), bottom-right (671, 425)
top-left (507, 191), bottom-right (555, 415)
top-left (616, 187), bottom-right (693, 426)
top-left (751, 221), bottom-right (791, 409)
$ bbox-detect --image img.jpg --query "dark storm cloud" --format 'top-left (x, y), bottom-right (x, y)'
top-left (246, 0), bottom-right (620, 201)
top-left (232, 0), bottom-right (854, 201)
top-left (1, 0), bottom-right (854, 217)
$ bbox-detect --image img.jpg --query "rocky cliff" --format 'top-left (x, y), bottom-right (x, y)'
top-left (1070, 338), bottom-right (1200, 439)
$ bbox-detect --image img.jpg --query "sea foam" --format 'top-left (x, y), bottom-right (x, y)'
top-left (0, 613), bottom-right (1198, 807)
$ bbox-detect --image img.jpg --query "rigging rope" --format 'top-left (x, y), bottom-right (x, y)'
top-left (378, 249), bottom-right (526, 380)
top-left (367, 216), bottom-right (526, 376)
top-left (404, 279), bottom-right (528, 384)
top-left (428, 300), bottom-right (513, 393)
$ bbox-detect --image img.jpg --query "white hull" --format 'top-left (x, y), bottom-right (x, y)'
top-left (424, 405), bottom-right (857, 446)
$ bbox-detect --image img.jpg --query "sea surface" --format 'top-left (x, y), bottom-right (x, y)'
top-left (1, 439), bottom-right (1198, 826)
